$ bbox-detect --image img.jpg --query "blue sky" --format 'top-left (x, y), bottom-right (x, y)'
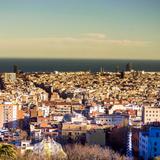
top-left (0, 0), bottom-right (160, 59)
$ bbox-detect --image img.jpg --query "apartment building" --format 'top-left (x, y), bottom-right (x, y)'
top-left (143, 106), bottom-right (160, 124)
top-left (61, 122), bottom-right (90, 144)
top-left (94, 114), bottom-right (129, 126)
top-left (42, 101), bottom-right (84, 116)
top-left (0, 102), bottom-right (18, 129)
top-left (139, 127), bottom-right (160, 160)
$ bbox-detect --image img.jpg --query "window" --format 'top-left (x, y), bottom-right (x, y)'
top-left (156, 132), bottom-right (159, 137)
top-left (142, 151), bottom-right (145, 155)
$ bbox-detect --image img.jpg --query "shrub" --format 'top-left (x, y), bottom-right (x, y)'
top-left (18, 144), bottom-right (127, 160)
top-left (64, 144), bottom-right (126, 160)
top-left (0, 143), bottom-right (17, 160)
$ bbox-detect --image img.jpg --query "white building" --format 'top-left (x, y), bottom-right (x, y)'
top-left (63, 111), bottom-right (87, 123)
top-left (71, 111), bottom-right (87, 123)
top-left (139, 127), bottom-right (160, 160)
top-left (142, 106), bottom-right (160, 124)
top-left (40, 104), bottom-right (50, 117)
top-left (108, 104), bottom-right (125, 114)
top-left (108, 104), bottom-right (142, 119)
top-left (94, 114), bottom-right (128, 126)
top-left (21, 140), bottom-right (33, 155)
top-left (0, 102), bottom-right (18, 129)
top-left (53, 115), bottom-right (64, 122)
top-left (89, 105), bottom-right (105, 115)
top-left (40, 92), bottom-right (48, 101)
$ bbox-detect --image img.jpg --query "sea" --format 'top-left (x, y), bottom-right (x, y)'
top-left (0, 59), bottom-right (159, 73)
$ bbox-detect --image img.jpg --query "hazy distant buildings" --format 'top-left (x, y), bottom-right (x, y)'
top-left (4, 73), bottom-right (16, 83)
top-left (126, 63), bottom-right (132, 72)
top-left (0, 69), bottom-right (159, 158)
top-left (13, 65), bottom-right (18, 73)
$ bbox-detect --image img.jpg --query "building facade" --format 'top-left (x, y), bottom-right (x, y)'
top-left (95, 114), bottom-right (128, 126)
top-left (139, 127), bottom-right (160, 160)
top-left (143, 106), bottom-right (160, 124)
top-left (0, 102), bottom-right (18, 129)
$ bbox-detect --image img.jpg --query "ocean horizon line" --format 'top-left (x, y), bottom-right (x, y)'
top-left (0, 58), bottom-right (159, 72)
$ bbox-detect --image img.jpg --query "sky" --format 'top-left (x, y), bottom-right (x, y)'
top-left (0, 0), bottom-right (160, 59)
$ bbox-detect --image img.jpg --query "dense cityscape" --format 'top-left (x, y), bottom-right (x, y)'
top-left (0, 64), bottom-right (159, 160)
top-left (0, 0), bottom-right (160, 159)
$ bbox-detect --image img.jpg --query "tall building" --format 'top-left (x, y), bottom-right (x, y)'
top-left (100, 66), bottom-right (104, 73)
top-left (115, 65), bottom-right (120, 73)
top-left (126, 63), bottom-right (132, 72)
top-left (13, 64), bottom-right (18, 73)
top-left (0, 102), bottom-right (18, 129)
top-left (0, 106), bottom-right (4, 128)
top-left (139, 127), bottom-right (160, 159)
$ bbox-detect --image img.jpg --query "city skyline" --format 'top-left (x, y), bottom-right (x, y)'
top-left (0, 0), bottom-right (160, 60)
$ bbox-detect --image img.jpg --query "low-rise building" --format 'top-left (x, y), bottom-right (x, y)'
top-left (94, 114), bottom-right (128, 126)
top-left (61, 122), bottom-right (90, 144)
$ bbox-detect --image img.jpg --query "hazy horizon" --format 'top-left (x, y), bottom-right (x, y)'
top-left (0, 57), bottom-right (160, 61)
top-left (0, 0), bottom-right (160, 60)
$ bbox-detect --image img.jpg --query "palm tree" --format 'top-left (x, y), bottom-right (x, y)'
top-left (0, 143), bottom-right (17, 160)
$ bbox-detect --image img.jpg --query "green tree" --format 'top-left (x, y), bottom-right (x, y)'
top-left (0, 143), bottom-right (17, 160)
